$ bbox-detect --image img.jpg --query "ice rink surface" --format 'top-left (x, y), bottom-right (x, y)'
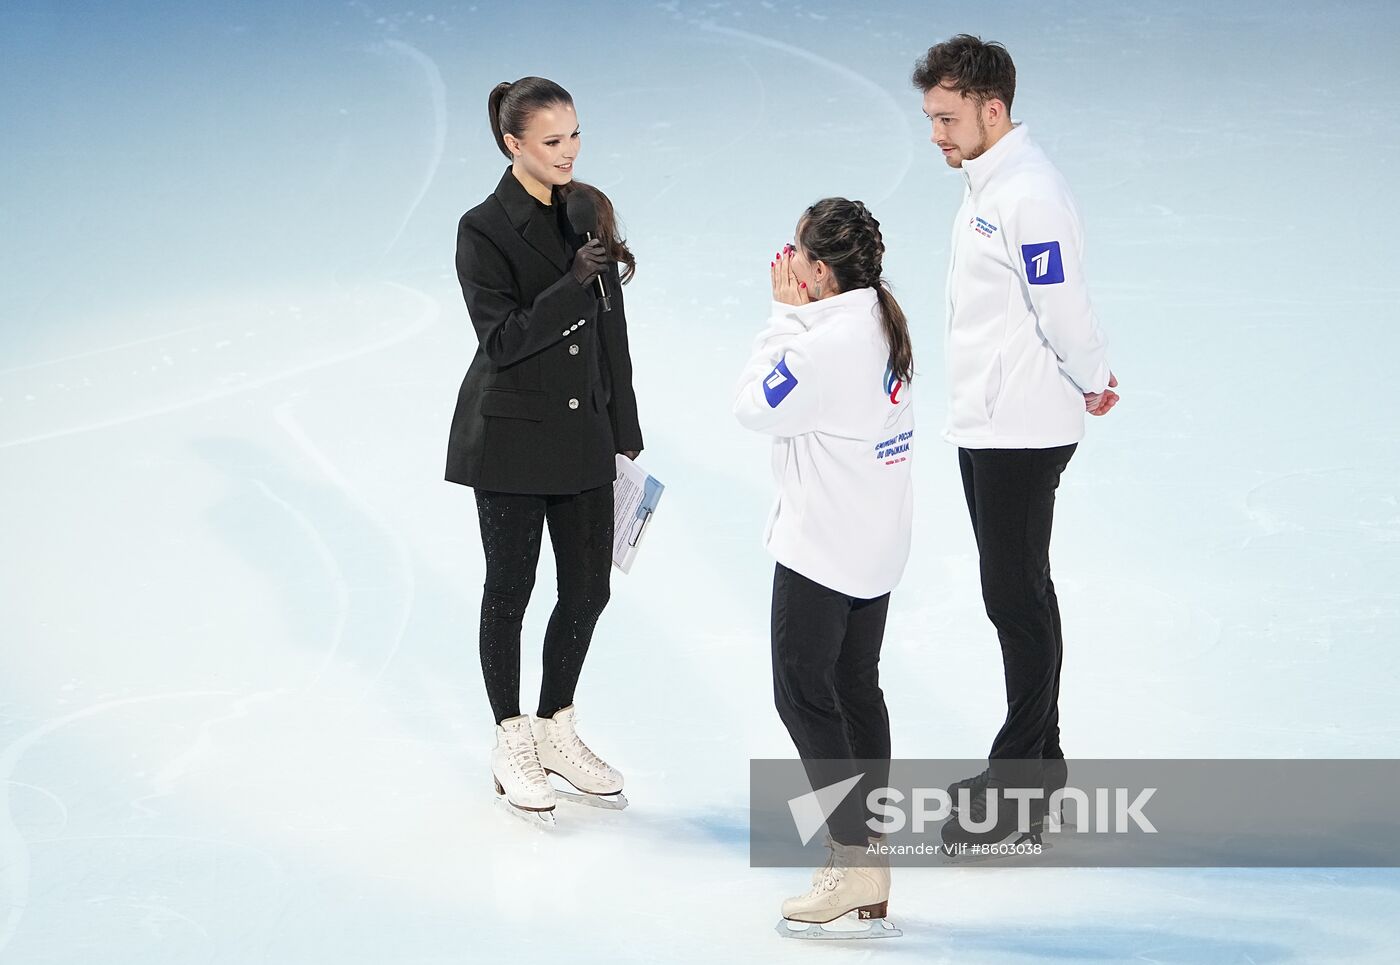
top-left (3, 0), bottom-right (1399, 961)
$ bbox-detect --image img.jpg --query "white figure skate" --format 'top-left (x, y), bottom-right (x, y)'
top-left (491, 714), bottom-right (556, 828)
top-left (532, 705), bottom-right (627, 810)
top-left (776, 838), bottom-right (900, 940)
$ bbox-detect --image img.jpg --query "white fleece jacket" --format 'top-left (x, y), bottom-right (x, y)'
top-left (944, 123), bottom-right (1111, 448)
top-left (733, 287), bottom-right (914, 599)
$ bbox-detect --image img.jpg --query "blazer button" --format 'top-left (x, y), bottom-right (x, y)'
top-left (569, 344), bottom-right (580, 356)
top-left (568, 398), bottom-right (580, 410)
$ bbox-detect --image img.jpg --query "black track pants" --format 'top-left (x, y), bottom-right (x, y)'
top-left (771, 562), bottom-right (892, 847)
top-left (957, 444), bottom-right (1076, 782)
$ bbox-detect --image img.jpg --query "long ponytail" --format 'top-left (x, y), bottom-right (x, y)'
top-left (487, 81), bottom-right (514, 158)
top-left (875, 281), bottom-right (913, 384)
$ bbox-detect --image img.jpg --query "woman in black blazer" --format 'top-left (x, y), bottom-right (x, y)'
top-left (448, 76), bottom-right (644, 826)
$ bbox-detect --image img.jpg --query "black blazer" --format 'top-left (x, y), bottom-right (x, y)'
top-left (446, 168), bottom-right (644, 493)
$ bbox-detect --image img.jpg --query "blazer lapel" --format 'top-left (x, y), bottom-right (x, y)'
top-left (521, 215), bottom-right (570, 273)
top-left (493, 167), bottom-right (570, 273)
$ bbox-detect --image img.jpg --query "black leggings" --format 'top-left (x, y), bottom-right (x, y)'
top-left (771, 563), bottom-right (892, 847)
top-left (474, 485), bottom-right (613, 724)
top-left (958, 444), bottom-right (1076, 782)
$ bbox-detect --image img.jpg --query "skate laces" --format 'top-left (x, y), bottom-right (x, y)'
top-left (556, 712), bottom-right (611, 774)
top-left (505, 728), bottom-right (548, 784)
top-left (808, 865), bottom-right (846, 895)
top-left (804, 845), bottom-right (846, 895)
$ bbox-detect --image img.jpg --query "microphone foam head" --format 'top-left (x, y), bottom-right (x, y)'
top-left (565, 190), bottom-right (598, 236)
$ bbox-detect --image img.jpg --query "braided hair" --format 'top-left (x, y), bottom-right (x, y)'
top-left (797, 198), bottom-right (913, 383)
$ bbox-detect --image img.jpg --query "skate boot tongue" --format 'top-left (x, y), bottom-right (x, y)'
top-left (500, 718), bottom-right (548, 783)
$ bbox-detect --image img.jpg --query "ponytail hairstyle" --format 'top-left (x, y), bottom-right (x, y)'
top-left (796, 198), bottom-right (913, 383)
top-left (488, 77), bottom-right (636, 283)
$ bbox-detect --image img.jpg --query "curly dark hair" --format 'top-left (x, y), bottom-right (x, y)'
top-left (911, 34), bottom-right (1016, 112)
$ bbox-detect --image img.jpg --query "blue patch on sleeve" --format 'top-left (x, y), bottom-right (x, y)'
top-left (1021, 241), bottom-right (1066, 285)
top-left (763, 357), bottom-right (798, 408)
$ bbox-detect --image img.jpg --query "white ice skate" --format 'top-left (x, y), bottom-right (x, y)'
top-left (776, 839), bottom-right (900, 940)
top-left (491, 715), bottom-right (556, 828)
top-left (531, 705), bottom-right (627, 811)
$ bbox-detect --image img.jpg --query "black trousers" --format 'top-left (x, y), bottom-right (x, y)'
top-left (771, 563), bottom-right (891, 847)
top-left (474, 485), bottom-right (613, 725)
top-left (958, 444), bottom-right (1076, 785)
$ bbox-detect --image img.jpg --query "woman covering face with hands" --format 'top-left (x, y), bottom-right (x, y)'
top-left (770, 244), bottom-right (806, 305)
top-left (736, 199), bottom-right (916, 939)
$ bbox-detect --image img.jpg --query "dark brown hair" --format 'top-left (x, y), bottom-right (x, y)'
top-left (797, 198), bottom-right (913, 384)
top-left (488, 77), bottom-right (636, 283)
top-left (911, 34), bottom-right (1016, 112)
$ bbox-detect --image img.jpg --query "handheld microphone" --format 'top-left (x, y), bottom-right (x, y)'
top-left (565, 190), bottom-right (612, 312)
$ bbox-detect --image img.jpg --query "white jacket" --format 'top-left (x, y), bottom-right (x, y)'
top-left (734, 288), bottom-right (914, 599)
top-left (944, 123), bottom-right (1111, 448)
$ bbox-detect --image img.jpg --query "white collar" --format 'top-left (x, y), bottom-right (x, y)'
top-left (961, 122), bottom-right (1029, 195)
top-left (773, 287), bottom-right (879, 330)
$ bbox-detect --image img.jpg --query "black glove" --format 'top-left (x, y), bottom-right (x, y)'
top-left (570, 238), bottom-right (609, 286)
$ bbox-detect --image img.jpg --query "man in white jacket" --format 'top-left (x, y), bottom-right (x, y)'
top-left (912, 35), bottom-right (1119, 846)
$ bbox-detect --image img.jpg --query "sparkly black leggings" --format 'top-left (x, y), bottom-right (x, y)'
top-left (474, 485), bottom-right (614, 724)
